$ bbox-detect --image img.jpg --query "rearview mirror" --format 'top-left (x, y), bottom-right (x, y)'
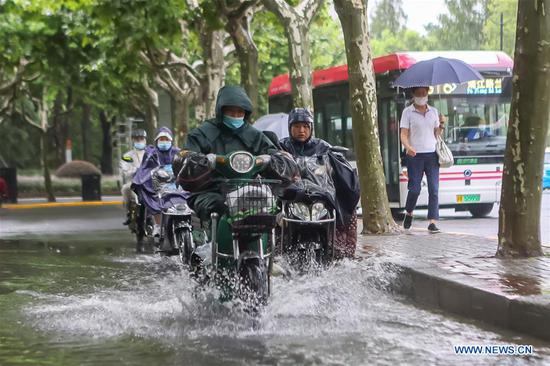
top-left (330, 146), bottom-right (349, 153)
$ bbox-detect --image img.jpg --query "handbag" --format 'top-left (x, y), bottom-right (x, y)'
top-left (436, 135), bottom-right (454, 168)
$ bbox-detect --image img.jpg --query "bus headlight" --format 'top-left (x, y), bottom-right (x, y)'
top-left (311, 202), bottom-right (328, 221)
top-left (290, 202), bottom-right (310, 221)
top-left (229, 152), bottom-right (254, 173)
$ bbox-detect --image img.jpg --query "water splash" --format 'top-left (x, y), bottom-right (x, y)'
top-left (21, 255), bottom-right (550, 365)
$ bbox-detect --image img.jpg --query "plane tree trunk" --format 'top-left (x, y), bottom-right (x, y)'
top-left (334, 0), bottom-right (398, 234)
top-left (497, 0), bottom-right (549, 257)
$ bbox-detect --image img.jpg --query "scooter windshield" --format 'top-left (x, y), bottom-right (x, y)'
top-left (294, 155), bottom-right (336, 202)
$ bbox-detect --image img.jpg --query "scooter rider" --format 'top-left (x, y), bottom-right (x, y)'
top-left (280, 108), bottom-right (360, 258)
top-left (173, 86), bottom-right (294, 223)
top-left (120, 129), bottom-right (147, 225)
top-left (132, 127), bottom-right (182, 238)
top-left (174, 86), bottom-right (297, 226)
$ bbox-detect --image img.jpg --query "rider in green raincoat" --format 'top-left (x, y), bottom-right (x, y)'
top-left (180, 86), bottom-right (279, 221)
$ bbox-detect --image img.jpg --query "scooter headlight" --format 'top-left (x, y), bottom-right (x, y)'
top-left (289, 202), bottom-right (310, 221)
top-left (229, 152), bottom-right (254, 173)
top-left (311, 202), bottom-right (328, 221)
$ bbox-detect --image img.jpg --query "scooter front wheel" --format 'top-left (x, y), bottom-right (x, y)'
top-left (177, 229), bottom-right (194, 266)
top-left (239, 259), bottom-right (269, 311)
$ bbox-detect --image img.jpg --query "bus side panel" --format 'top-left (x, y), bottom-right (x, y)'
top-left (399, 164), bottom-right (503, 209)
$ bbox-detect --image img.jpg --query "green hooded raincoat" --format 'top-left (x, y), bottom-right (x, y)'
top-left (184, 86), bottom-right (277, 220)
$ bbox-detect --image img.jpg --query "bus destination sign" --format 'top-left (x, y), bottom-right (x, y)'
top-left (429, 78), bottom-right (504, 96)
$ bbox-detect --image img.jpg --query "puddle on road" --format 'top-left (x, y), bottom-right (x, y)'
top-left (1, 236), bottom-right (550, 365)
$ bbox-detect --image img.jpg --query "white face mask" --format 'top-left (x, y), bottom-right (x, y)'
top-left (414, 96), bottom-right (428, 106)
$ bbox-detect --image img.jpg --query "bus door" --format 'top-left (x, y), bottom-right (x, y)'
top-left (377, 97), bottom-right (402, 203)
top-left (313, 85), bottom-right (354, 158)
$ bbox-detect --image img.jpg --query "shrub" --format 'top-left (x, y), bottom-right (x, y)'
top-left (55, 160), bottom-right (101, 178)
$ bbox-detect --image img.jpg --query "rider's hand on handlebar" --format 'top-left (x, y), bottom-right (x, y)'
top-left (206, 153), bottom-right (217, 169)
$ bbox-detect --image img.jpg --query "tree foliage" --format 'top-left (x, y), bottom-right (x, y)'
top-left (369, 0), bottom-right (407, 39)
top-left (482, 0), bottom-right (518, 56)
top-left (425, 0), bottom-right (490, 50)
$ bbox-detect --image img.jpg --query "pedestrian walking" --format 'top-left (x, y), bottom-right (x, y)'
top-left (400, 86), bottom-right (445, 233)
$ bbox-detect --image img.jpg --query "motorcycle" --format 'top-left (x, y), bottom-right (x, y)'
top-left (181, 151), bottom-right (280, 309)
top-left (279, 151), bottom-right (344, 270)
top-left (135, 165), bottom-right (195, 263)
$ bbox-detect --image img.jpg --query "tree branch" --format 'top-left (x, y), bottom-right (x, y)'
top-left (0, 58), bottom-right (30, 94)
top-left (299, 0), bottom-right (324, 26)
top-left (228, 0), bottom-right (259, 18)
top-left (262, 0), bottom-right (295, 21)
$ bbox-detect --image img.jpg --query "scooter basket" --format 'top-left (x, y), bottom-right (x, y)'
top-left (225, 180), bottom-right (279, 232)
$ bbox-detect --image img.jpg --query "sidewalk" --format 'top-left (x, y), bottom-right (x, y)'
top-left (1, 196), bottom-right (123, 209)
top-left (359, 227), bottom-right (550, 341)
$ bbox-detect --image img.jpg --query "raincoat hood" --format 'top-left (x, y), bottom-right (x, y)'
top-left (288, 107), bottom-right (314, 143)
top-left (155, 126), bottom-right (173, 141)
top-left (215, 86), bottom-right (253, 124)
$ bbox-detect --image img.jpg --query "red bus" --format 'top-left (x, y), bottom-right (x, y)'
top-left (268, 51), bottom-right (513, 217)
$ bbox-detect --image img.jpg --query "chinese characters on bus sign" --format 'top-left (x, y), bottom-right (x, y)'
top-left (429, 78), bottom-right (504, 95)
top-left (466, 78), bottom-right (503, 95)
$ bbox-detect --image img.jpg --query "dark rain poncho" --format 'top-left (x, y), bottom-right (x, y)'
top-left (280, 133), bottom-right (360, 258)
top-left (182, 86), bottom-right (278, 221)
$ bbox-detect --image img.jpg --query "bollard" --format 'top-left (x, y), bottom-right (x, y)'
top-left (0, 167), bottom-right (18, 204)
top-left (81, 174), bottom-right (101, 201)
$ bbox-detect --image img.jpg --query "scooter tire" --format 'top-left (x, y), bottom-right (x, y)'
top-left (239, 260), bottom-right (269, 311)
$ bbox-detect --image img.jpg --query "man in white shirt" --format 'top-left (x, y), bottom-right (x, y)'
top-left (400, 86), bottom-right (445, 233)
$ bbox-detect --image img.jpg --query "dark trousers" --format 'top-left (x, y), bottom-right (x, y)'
top-left (405, 152), bottom-right (440, 220)
top-left (188, 191), bottom-right (227, 222)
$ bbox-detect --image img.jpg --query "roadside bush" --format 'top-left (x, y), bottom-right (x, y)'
top-left (55, 160), bottom-right (101, 178)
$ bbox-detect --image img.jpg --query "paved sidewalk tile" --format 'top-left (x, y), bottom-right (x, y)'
top-left (358, 229), bottom-right (550, 299)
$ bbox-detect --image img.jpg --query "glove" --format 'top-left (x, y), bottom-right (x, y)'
top-left (173, 150), bottom-right (214, 192)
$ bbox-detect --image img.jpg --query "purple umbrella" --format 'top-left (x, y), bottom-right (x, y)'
top-left (392, 56), bottom-right (483, 88)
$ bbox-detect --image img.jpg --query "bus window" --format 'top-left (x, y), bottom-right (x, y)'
top-left (436, 96), bottom-right (510, 156)
top-left (343, 101), bottom-right (354, 150)
top-left (268, 95), bottom-right (292, 114)
top-left (315, 111), bottom-right (324, 140)
top-left (325, 101), bottom-right (344, 146)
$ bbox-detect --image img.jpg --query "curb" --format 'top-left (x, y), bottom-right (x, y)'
top-left (387, 260), bottom-right (550, 342)
top-left (2, 201), bottom-right (123, 210)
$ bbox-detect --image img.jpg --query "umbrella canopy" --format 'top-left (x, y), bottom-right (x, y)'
top-left (253, 113), bottom-right (289, 139)
top-left (392, 56), bottom-right (483, 88)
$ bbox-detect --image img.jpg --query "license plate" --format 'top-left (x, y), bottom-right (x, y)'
top-left (456, 194), bottom-right (481, 203)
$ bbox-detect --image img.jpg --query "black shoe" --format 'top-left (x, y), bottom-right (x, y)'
top-left (123, 218), bottom-right (131, 226)
top-left (403, 214), bottom-right (413, 230)
top-left (428, 223), bottom-right (441, 234)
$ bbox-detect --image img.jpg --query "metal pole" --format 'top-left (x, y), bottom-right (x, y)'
top-left (500, 12), bottom-right (504, 51)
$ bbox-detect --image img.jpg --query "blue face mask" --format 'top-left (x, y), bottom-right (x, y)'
top-left (157, 141), bottom-right (172, 151)
top-left (223, 114), bottom-right (245, 129)
top-left (134, 142), bottom-right (146, 150)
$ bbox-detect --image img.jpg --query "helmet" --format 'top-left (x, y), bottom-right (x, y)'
top-left (131, 129), bottom-right (147, 138)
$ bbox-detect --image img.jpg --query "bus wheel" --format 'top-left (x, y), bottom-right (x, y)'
top-left (467, 203), bottom-right (494, 218)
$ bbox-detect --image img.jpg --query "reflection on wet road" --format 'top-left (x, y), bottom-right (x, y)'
top-left (1, 231), bottom-right (550, 365)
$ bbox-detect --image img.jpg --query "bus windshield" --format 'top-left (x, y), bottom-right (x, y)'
top-left (432, 96), bottom-right (510, 157)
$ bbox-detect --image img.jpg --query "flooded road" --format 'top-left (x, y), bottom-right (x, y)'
top-left (1, 206), bottom-right (550, 365)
